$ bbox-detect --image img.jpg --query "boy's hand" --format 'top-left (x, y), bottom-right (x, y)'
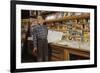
top-left (32, 48), bottom-right (37, 56)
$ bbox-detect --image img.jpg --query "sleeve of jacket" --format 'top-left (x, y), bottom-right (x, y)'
top-left (32, 27), bottom-right (37, 49)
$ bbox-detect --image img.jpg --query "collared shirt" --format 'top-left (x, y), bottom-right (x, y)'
top-left (31, 24), bottom-right (48, 48)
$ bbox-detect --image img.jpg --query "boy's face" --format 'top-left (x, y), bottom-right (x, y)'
top-left (37, 16), bottom-right (44, 24)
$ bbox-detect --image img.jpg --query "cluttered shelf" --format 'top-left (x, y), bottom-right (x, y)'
top-left (21, 11), bottom-right (90, 41)
top-left (45, 14), bottom-right (90, 23)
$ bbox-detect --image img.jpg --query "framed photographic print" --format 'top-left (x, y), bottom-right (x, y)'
top-left (10, 0), bottom-right (97, 72)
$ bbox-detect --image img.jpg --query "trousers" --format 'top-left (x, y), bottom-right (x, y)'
top-left (37, 38), bottom-right (48, 62)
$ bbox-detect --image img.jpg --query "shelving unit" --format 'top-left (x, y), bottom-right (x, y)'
top-left (45, 12), bottom-right (90, 42)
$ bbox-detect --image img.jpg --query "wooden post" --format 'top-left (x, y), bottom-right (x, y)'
top-left (63, 49), bottom-right (70, 60)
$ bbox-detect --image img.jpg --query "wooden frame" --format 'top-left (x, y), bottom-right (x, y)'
top-left (10, 0), bottom-right (97, 72)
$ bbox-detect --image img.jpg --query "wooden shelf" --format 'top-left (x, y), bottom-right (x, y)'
top-left (21, 15), bottom-right (90, 23)
top-left (45, 15), bottom-right (90, 23)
